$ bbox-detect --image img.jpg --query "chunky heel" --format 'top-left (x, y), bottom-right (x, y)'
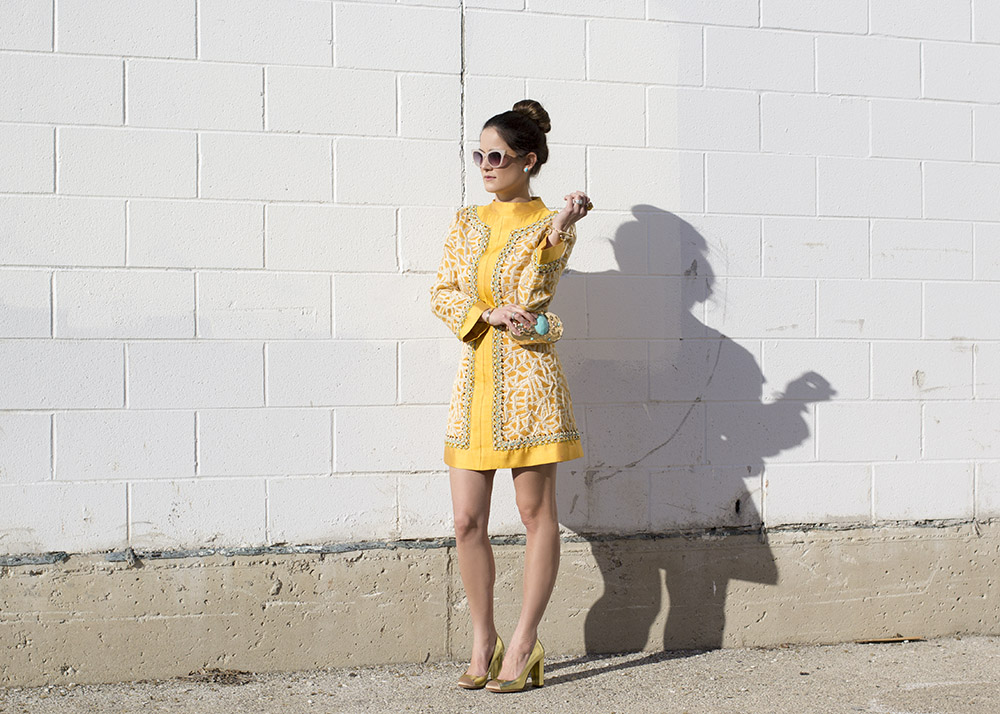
top-left (532, 657), bottom-right (544, 687)
top-left (458, 635), bottom-right (505, 690)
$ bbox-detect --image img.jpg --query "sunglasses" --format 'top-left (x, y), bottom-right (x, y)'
top-left (472, 149), bottom-right (521, 169)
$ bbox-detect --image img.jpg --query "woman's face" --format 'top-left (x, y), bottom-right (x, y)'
top-left (478, 126), bottom-right (532, 198)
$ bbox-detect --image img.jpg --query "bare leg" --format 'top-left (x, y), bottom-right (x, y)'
top-left (449, 466), bottom-right (498, 677)
top-left (496, 461), bottom-right (559, 680)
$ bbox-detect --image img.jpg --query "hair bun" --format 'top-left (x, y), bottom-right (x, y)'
top-left (512, 99), bottom-right (551, 134)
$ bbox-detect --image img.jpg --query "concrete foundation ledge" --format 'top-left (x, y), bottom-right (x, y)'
top-left (1, 520), bottom-right (998, 687)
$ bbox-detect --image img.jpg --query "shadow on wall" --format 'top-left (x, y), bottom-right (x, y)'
top-left (557, 205), bottom-right (837, 656)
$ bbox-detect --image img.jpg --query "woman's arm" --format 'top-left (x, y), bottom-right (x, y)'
top-left (429, 210), bottom-right (492, 342)
top-left (515, 220), bottom-right (576, 314)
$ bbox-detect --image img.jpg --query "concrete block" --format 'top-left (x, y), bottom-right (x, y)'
top-left (0, 52), bottom-right (122, 124)
top-left (0, 123), bottom-right (53, 193)
top-left (467, 10), bottom-right (582, 79)
top-left (925, 402), bottom-right (1000, 459)
top-left (55, 269), bottom-right (194, 338)
top-left (925, 282), bottom-right (1000, 339)
top-left (585, 403), bottom-right (705, 468)
top-left (816, 401), bottom-right (920, 462)
top-left (0, 0), bottom-right (52, 51)
top-left (975, 224), bottom-right (1000, 280)
top-left (871, 219), bottom-right (972, 279)
top-left (762, 217), bottom-right (868, 278)
top-left (398, 472), bottom-right (452, 539)
top-left (400, 73), bottom-right (462, 140)
top-left (57, 0), bottom-right (194, 58)
top-left (58, 127), bottom-right (197, 198)
top-left (650, 466), bottom-right (762, 529)
top-left (528, 79), bottom-right (644, 147)
top-left (651, 338), bottom-right (763, 404)
top-left (128, 340), bottom-right (264, 409)
top-left (590, 469), bottom-right (650, 532)
top-left (197, 271), bottom-right (331, 339)
top-left (0, 269), bottom-right (50, 338)
top-left (268, 340), bottom-right (396, 407)
top-left (463, 75), bottom-right (524, 136)
top-left (466, 0), bottom-right (522, 8)
top-left (266, 204), bottom-right (396, 272)
top-left (817, 279), bottom-right (921, 338)
top-left (129, 199), bottom-right (263, 269)
top-left (132, 478), bottom-right (267, 549)
top-left (657, 213), bottom-right (760, 279)
top-left (586, 275), bottom-right (706, 340)
top-left (399, 205), bottom-right (458, 273)
top-left (817, 35), bottom-right (920, 98)
top-left (649, 87), bottom-right (758, 152)
top-left (707, 399), bottom-right (816, 465)
top-left (0, 339), bottom-right (123, 409)
top-left (336, 3), bottom-right (458, 73)
top-left (647, 0), bottom-right (758, 26)
top-left (514, 145), bottom-right (586, 211)
top-left (529, 0), bottom-right (642, 17)
top-left (336, 137), bottom-right (460, 206)
top-left (761, 339), bottom-right (868, 401)
top-left (334, 406), bottom-right (446, 472)
top-left (975, 0), bottom-right (1000, 42)
top-left (871, 0), bottom-right (971, 40)
top-left (399, 338), bottom-right (462, 405)
top-left (267, 66), bottom-right (396, 136)
top-left (706, 27), bottom-right (813, 92)
top-left (974, 106), bottom-right (1000, 162)
top-left (705, 277), bottom-right (815, 338)
top-left (872, 341), bottom-right (974, 400)
top-left (706, 152), bottom-right (815, 216)
top-left (0, 482), bottom-right (125, 555)
top-left (127, 59), bottom-right (262, 131)
top-left (925, 162), bottom-right (1000, 222)
top-left (872, 99), bottom-right (972, 161)
top-left (0, 196), bottom-right (124, 267)
top-left (0, 412), bottom-right (51, 483)
top-left (874, 462), bottom-right (973, 521)
top-left (589, 18), bottom-right (701, 85)
top-left (974, 343), bottom-right (1000, 399)
top-left (761, 93), bottom-right (868, 157)
top-left (589, 148), bottom-right (703, 213)
top-left (817, 157), bottom-right (922, 219)
top-left (198, 407), bottom-right (332, 476)
top-left (54, 409), bottom-right (195, 480)
top-left (761, 0), bottom-right (867, 32)
top-left (337, 273), bottom-right (440, 339)
top-left (924, 41), bottom-right (1000, 102)
top-left (575, 209), bottom-right (647, 274)
top-left (764, 463), bottom-right (871, 525)
top-left (200, 132), bottom-right (331, 202)
top-left (559, 338), bottom-right (646, 405)
top-left (269, 473), bottom-right (397, 543)
top-left (978, 463), bottom-right (1000, 518)
top-left (200, 0), bottom-right (332, 65)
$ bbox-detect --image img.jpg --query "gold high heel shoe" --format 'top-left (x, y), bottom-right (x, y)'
top-left (484, 639), bottom-right (544, 693)
top-left (457, 634), bottom-right (505, 690)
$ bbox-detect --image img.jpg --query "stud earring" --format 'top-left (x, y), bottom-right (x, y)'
top-left (523, 166), bottom-right (529, 173)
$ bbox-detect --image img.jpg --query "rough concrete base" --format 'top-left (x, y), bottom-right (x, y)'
top-left (2, 521), bottom-right (998, 687)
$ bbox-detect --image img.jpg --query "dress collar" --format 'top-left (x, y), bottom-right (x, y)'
top-left (478, 196), bottom-right (549, 223)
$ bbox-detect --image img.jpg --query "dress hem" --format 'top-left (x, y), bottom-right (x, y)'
top-left (444, 439), bottom-right (583, 470)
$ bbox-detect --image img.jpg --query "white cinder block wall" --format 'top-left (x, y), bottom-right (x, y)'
top-left (2, 0), bottom-right (999, 556)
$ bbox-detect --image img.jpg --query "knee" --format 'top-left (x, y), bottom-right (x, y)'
top-left (517, 501), bottom-right (557, 533)
top-left (453, 511), bottom-right (488, 542)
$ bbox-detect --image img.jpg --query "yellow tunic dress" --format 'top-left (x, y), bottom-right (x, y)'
top-left (430, 196), bottom-right (584, 470)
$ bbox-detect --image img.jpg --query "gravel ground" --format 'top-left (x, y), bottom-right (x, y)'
top-left (2, 634), bottom-right (998, 713)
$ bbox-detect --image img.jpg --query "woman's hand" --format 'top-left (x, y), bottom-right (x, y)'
top-left (486, 303), bottom-right (537, 335)
top-left (552, 190), bottom-right (592, 233)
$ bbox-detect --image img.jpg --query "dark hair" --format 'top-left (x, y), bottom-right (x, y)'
top-left (482, 99), bottom-right (551, 178)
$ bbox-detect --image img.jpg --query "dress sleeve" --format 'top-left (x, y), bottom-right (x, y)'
top-left (429, 209), bottom-right (492, 342)
top-left (515, 220), bottom-right (576, 314)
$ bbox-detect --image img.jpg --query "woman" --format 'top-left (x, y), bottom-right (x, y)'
top-left (429, 99), bottom-right (591, 693)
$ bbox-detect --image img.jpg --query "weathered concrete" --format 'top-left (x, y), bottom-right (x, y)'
top-left (1, 521), bottom-right (998, 687)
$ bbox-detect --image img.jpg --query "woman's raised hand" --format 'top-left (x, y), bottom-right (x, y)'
top-left (552, 190), bottom-right (592, 232)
